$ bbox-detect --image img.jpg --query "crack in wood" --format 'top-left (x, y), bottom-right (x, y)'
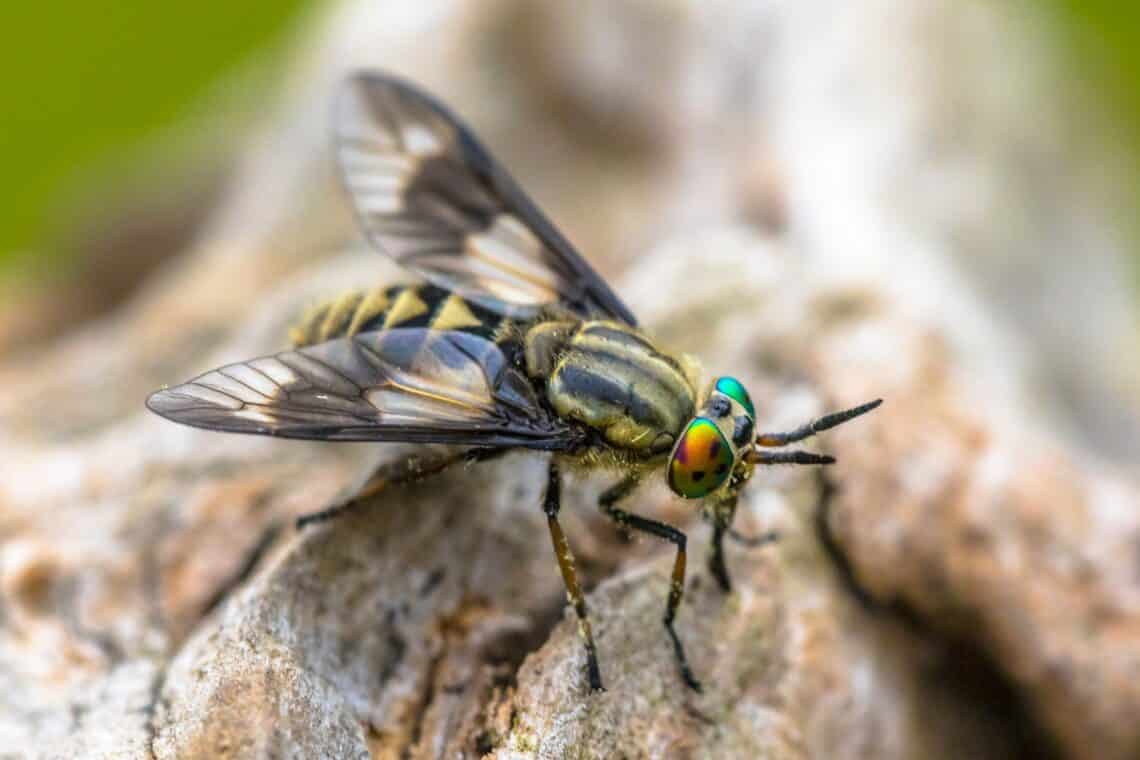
top-left (402, 644), bottom-right (444, 759)
top-left (200, 520), bottom-right (283, 619)
top-left (813, 470), bottom-right (1063, 760)
top-left (144, 658), bottom-right (170, 760)
top-left (59, 575), bottom-right (126, 665)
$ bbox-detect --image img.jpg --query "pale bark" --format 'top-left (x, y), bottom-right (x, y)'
top-left (2, 2), bottom-right (1138, 759)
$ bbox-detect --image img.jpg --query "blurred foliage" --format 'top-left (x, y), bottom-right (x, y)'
top-left (1049, 1), bottom-right (1140, 147)
top-left (0, 1), bottom-right (1137, 285)
top-left (1043, 0), bottom-right (1140, 280)
top-left (0, 3), bottom-right (313, 277)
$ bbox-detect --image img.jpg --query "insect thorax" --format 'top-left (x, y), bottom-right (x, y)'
top-left (526, 321), bottom-right (699, 456)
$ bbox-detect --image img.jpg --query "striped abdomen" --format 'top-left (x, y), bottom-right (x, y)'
top-left (538, 322), bottom-right (697, 456)
top-left (290, 283), bottom-right (508, 347)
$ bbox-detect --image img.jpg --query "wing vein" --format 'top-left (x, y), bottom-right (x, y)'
top-left (335, 72), bottom-right (637, 325)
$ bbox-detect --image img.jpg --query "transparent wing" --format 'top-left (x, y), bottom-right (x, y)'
top-left (146, 329), bottom-right (582, 448)
top-left (335, 71), bottom-right (637, 325)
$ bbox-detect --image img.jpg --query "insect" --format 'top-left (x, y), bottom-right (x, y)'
top-left (147, 71), bottom-right (881, 693)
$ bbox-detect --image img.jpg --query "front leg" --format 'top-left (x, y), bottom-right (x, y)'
top-left (707, 496), bottom-right (735, 592)
top-left (599, 476), bottom-right (702, 692)
top-left (706, 490), bottom-right (778, 592)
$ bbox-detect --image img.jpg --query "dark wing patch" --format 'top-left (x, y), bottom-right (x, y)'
top-left (146, 329), bottom-right (582, 449)
top-left (335, 72), bottom-right (637, 325)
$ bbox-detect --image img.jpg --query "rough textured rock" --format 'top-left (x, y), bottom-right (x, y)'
top-left (1, 1), bottom-right (1138, 759)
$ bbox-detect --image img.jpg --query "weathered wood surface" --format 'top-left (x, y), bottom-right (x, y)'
top-left (2, 2), bottom-right (1138, 758)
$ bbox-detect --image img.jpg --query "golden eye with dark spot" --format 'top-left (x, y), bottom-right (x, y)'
top-left (667, 417), bottom-right (735, 499)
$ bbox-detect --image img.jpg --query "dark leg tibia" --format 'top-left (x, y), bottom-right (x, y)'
top-left (599, 478), bottom-right (702, 692)
top-left (728, 527), bottom-right (780, 547)
top-left (544, 461), bottom-right (604, 691)
top-left (295, 498), bottom-right (361, 530)
top-left (706, 492), bottom-right (739, 592)
top-left (709, 521), bottom-right (779, 593)
top-left (295, 458), bottom-right (394, 529)
top-left (708, 491), bottom-right (780, 592)
top-left (296, 448), bottom-right (504, 530)
top-left (709, 520), bottom-right (731, 592)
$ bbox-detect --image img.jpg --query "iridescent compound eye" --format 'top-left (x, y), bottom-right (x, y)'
top-left (714, 376), bottom-right (755, 420)
top-left (667, 417), bottom-right (735, 499)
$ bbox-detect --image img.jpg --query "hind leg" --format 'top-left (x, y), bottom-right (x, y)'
top-left (544, 461), bottom-right (604, 691)
top-left (296, 448), bottom-right (505, 529)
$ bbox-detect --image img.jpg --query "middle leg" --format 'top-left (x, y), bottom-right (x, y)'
top-left (599, 477), bottom-right (702, 692)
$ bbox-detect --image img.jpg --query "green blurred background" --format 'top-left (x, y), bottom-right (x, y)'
top-left (1054, 0), bottom-right (1140, 287)
top-left (0, 0), bottom-right (1136, 282)
top-left (0, 2), bottom-right (312, 278)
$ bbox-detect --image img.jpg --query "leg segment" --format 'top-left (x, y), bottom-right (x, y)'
top-left (709, 519), bottom-right (731, 593)
top-left (544, 461), bottom-right (604, 691)
top-left (295, 456), bottom-right (399, 529)
top-left (706, 492), bottom-right (779, 592)
top-left (728, 527), bottom-right (780, 547)
top-left (598, 475), bottom-right (640, 541)
top-left (707, 495), bottom-right (736, 592)
top-left (599, 478), bottom-right (702, 692)
top-left (296, 448), bottom-right (504, 529)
